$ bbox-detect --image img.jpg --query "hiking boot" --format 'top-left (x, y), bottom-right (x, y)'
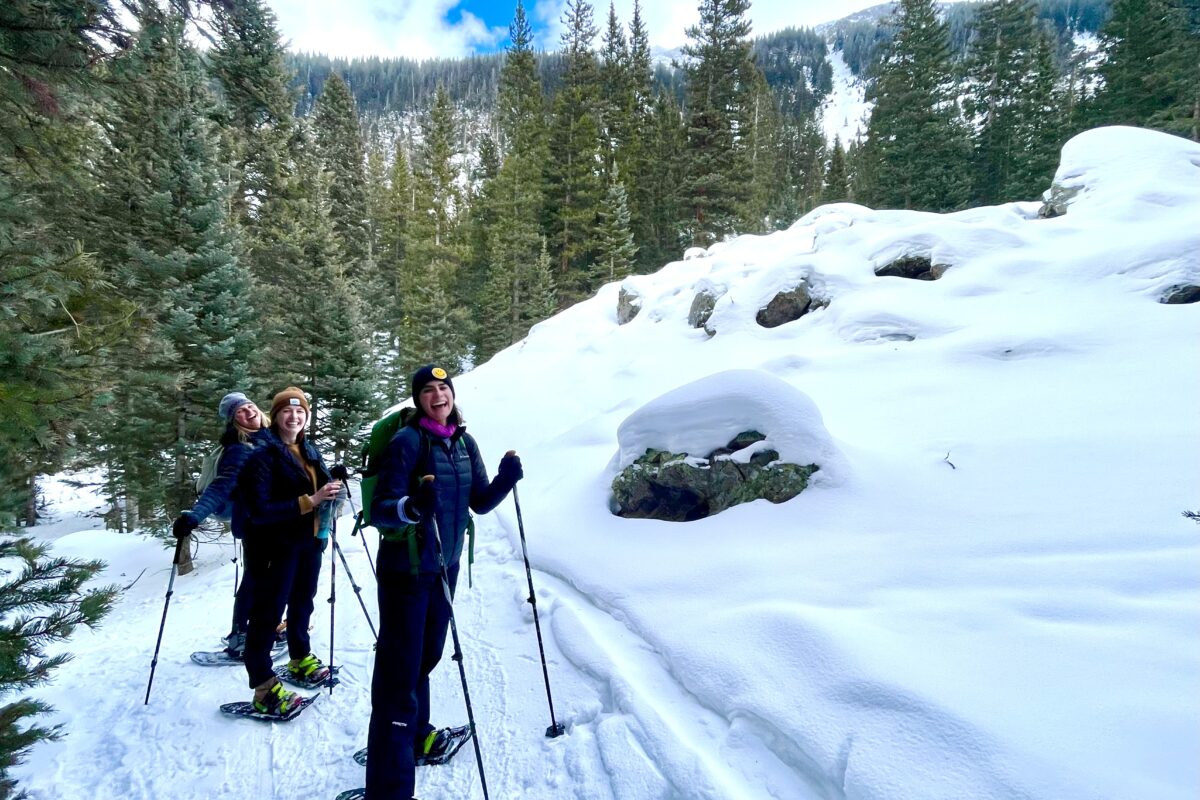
top-left (252, 679), bottom-right (299, 716)
top-left (274, 620), bottom-right (288, 644)
top-left (420, 727), bottom-right (457, 762)
top-left (287, 653), bottom-right (331, 683)
top-left (223, 630), bottom-right (246, 659)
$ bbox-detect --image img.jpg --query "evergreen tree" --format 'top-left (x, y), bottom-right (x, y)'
top-left (460, 131), bottom-right (501, 316)
top-left (527, 237), bottom-right (559, 324)
top-left (626, 0), bottom-right (658, 270)
top-left (1005, 26), bottom-right (1063, 199)
top-left (545, 0), bottom-right (605, 302)
top-left (642, 92), bottom-right (687, 267)
top-left (375, 143), bottom-right (413, 403)
top-left (208, 0), bottom-right (297, 229)
top-left (495, 0), bottom-right (545, 157)
top-left (313, 73), bottom-right (372, 274)
top-left (739, 69), bottom-right (784, 232)
top-left (823, 135), bottom-right (850, 203)
top-left (679, 0), bottom-right (757, 246)
top-left (964, 0), bottom-right (1062, 204)
top-left (263, 131), bottom-right (377, 460)
top-left (1092, 0), bottom-right (1200, 140)
top-left (398, 85), bottom-right (470, 384)
top-left (859, 0), bottom-right (972, 211)
top-left (0, 0), bottom-right (130, 528)
top-left (0, 538), bottom-right (116, 798)
top-left (478, 4), bottom-right (554, 361)
top-left (365, 141), bottom-right (390, 266)
top-left (599, 2), bottom-right (632, 179)
top-left (90, 8), bottom-right (256, 527)
top-left (594, 178), bottom-right (638, 284)
top-left (207, 0), bottom-right (300, 398)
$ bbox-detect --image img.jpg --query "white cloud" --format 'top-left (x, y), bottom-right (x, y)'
top-left (269, 0), bottom-right (972, 60)
top-left (268, 0), bottom-right (507, 60)
top-left (534, 0), bottom-right (895, 55)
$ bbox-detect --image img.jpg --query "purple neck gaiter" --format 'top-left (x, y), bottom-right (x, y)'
top-left (418, 415), bottom-right (457, 439)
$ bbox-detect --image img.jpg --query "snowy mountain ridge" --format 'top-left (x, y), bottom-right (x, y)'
top-left (16, 126), bottom-right (1200, 800)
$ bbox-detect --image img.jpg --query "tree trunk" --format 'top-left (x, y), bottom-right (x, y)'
top-left (22, 474), bottom-right (38, 527)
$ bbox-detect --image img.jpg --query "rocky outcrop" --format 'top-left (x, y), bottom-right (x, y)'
top-left (611, 432), bottom-right (819, 521)
top-left (688, 290), bottom-right (718, 331)
top-left (874, 255), bottom-right (947, 281)
top-left (617, 286), bottom-right (642, 324)
top-left (1038, 182), bottom-right (1082, 218)
top-left (1160, 284), bottom-right (1200, 304)
top-left (756, 284), bottom-right (813, 328)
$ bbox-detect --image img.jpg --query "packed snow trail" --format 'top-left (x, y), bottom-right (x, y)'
top-left (18, 498), bottom-right (834, 800)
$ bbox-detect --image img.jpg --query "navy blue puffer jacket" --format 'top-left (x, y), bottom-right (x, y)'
top-left (186, 426), bottom-right (268, 539)
top-left (371, 422), bottom-right (512, 573)
top-left (239, 430), bottom-right (332, 546)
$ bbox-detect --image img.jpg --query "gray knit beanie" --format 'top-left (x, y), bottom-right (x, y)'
top-left (218, 392), bottom-right (252, 421)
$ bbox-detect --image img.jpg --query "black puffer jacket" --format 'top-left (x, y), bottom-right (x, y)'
top-left (239, 429), bottom-right (332, 546)
top-left (371, 421), bottom-right (512, 572)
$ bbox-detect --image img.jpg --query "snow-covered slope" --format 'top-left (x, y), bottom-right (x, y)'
top-left (820, 47), bottom-right (871, 144)
top-left (16, 126), bottom-right (1200, 800)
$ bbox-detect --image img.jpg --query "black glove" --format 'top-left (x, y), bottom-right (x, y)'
top-left (404, 478), bottom-right (437, 520)
top-left (330, 464), bottom-right (350, 481)
top-left (172, 514), bottom-right (198, 540)
top-left (497, 453), bottom-right (523, 485)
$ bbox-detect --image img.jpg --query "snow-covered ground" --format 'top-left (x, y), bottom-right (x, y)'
top-left (14, 126), bottom-right (1200, 799)
top-left (820, 48), bottom-right (870, 145)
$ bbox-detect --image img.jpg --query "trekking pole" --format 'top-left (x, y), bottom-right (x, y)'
top-left (145, 536), bottom-right (187, 705)
top-left (232, 539), bottom-right (240, 597)
top-left (333, 465), bottom-right (375, 578)
top-left (327, 514), bottom-right (337, 697)
top-left (332, 537), bottom-right (377, 640)
top-left (511, 476), bottom-right (566, 738)
top-left (423, 476), bottom-right (490, 800)
top-left (349, 509), bottom-right (376, 578)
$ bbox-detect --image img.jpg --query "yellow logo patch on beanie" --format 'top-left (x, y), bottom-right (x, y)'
top-left (432, 367), bottom-right (448, 380)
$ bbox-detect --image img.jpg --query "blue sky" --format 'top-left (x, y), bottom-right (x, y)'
top-left (266, 0), bottom-right (900, 61)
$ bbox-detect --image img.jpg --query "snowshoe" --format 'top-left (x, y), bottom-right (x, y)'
top-left (351, 724), bottom-right (471, 767)
top-left (419, 725), bottom-right (473, 766)
top-left (191, 637), bottom-right (285, 666)
top-left (220, 692), bottom-right (317, 723)
top-left (274, 662), bottom-right (340, 690)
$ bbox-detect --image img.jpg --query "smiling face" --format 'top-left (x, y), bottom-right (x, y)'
top-left (274, 403), bottom-right (308, 442)
top-left (418, 380), bottom-right (454, 426)
top-left (233, 402), bottom-right (264, 431)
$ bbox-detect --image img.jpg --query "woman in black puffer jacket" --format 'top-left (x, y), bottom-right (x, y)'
top-left (238, 386), bottom-right (341, 716)
top-left (363, 364), bottom-right (522, 800)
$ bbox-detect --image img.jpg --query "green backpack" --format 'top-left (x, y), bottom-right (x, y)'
top-left (357, 407), bottom-right (475, 582)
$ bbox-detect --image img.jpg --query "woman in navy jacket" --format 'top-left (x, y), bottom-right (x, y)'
top-left (238, 386), bottom-right (341, 716)
top-left (171, 392), bottom-right (269, 657)
top-left (364, 364), bottom-right (521, 800)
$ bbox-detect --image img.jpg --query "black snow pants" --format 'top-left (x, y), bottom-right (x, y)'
top-left (365, 538), bottom-right (458, 799)
top-left (243, 536), bottom-right (323, 688)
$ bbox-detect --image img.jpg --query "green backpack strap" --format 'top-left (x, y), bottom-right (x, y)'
top-left (466, 514), bottom-right (475, 588)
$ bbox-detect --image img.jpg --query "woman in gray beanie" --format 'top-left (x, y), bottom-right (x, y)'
top-left (172, 392), bottom-right (271, 658)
